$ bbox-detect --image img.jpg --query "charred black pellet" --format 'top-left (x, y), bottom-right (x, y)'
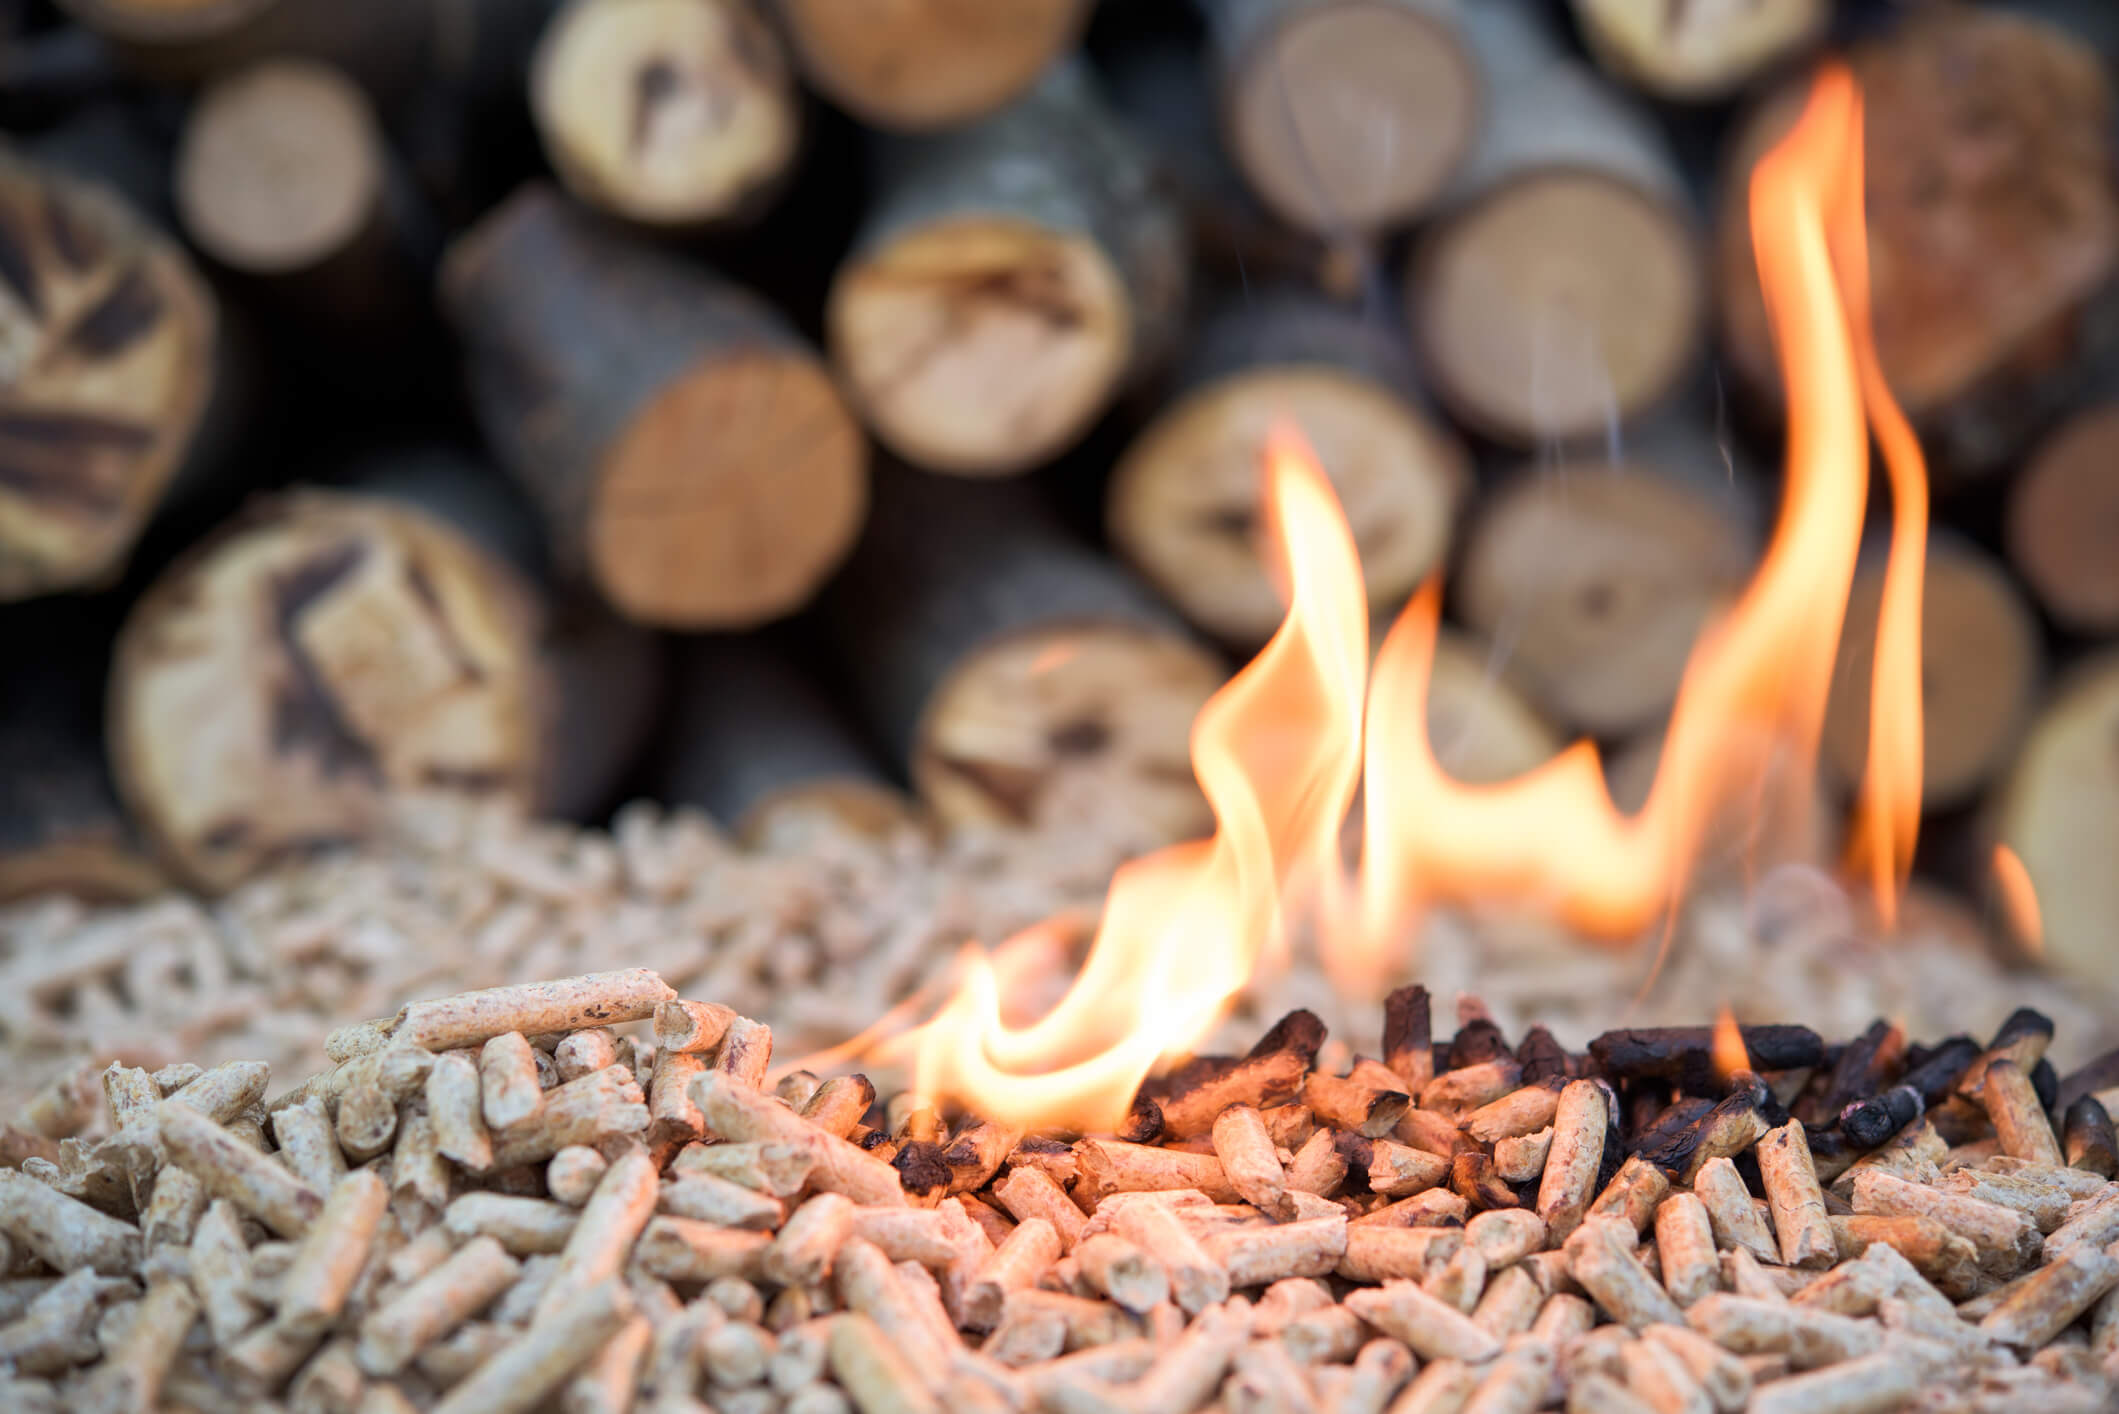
top-left (2031, 1056), bottom-right (2059, 1114)
top-left (1838, 1085), bottom-right (1923, 1150)
top-left (1899, 1036), bottom-right (1980, 1107)
top-left (1449, 1016), bottom-right (1510, 1069)
top-left (2058, 1046), bottom-right (2119, 1113)
top-left (1516, 1025), bottom-right (1570, 1086)
top-left (1587, 1025), bottom-right (1823, 1082)
top-left (2064, 1095), bottom-right (2117, 1177)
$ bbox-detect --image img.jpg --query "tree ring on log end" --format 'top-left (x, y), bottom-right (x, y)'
top-left (1995, 655), bottom-right (2119, 985)
top-left (1824, 544), bottom-right (2041, 810)
top-left (775, 0), bottom-right (1089, 133)
top-left (828, 216), bottom-right (1132, 476)
top-left (913, 623), bottom-right (1225, 847)
top-left (1223, 0), bottom-right (1479, 235)
top-left (2008, 404), bottom-right (2119, 634)
top-left (1568, 0), bottom-right (1827, 101)
top-left (1109, 366), bottom-right (1466, 647)
top-left (1411, 169), bottom-right (1701, 446)
top-left (1456, 463), bottom-right (1751, 736)
top-left (532, 0), bottom-right (800, 229)
top-left (175, 60), bottom-right (384, 275)
top-left (0, 150), bottom-right (216, 600)
top-left (739, 781), bottom-right (922, 852)
top-left (108, 492), bottom-right (546, 893)
top-left (587, 348), bottom-right (866, 628)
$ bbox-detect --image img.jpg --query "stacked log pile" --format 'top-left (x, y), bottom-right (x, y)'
top-left (5, 972), bottom-right (2119, 1411)
top-left (2, 0), bottom-right (2119, 1026)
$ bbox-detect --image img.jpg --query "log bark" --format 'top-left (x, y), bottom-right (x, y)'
top-left (0, 141), bottom-right (219, 601)
top-left (1404, 0), bottom-right (1702, 446)
top-left (1453, 420), bottom-right (1760, 737)
top-left (825, 464), bottom-right (1226, 847)
top-left (52, 0), bottom-right (430, 94)
top-left (1196, 0), bottom-right (1478, 237)
top-left (825, 60), bottom-right (1187, 476)
top-left (106, 488), bottom-right (549, 893)
top-left (0, 598), bottom-right (165, 904)
top-left (1567, 0), bottom-right (1826, 101)
top-left (530, 0), bottom-right (800, 230)
top-left (2007, 401), bottom-right (2119, 635)
top-left (1994, 654), bottom-right (2119, 986)
top-left (1716, 7), bottom-right (2119, 480)
top-left (1822, 537), bottom-right (2042, 812)
top-left (173, 59), bottom-right (434, 349)
top-left (1107, 291), bottom-right (1469, 648)
top-left (652, 633), bottom-right (919, 847)
top-left (768, 0), bottom-right (1087, 133)
top-left (442, 182), bottom-right (867, 629)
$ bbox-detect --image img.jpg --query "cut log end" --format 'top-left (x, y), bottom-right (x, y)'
top-left (829, 216), bottom-right (1131, 476)
top-left (0, 150), bottom-right (216, 600)
top-left (532, 0), bottom-right (800, 229)
top-left (1110, 366), bottom-right (1464, 647)
top-left (1220, 0), bottom-right (1478, 234)
top-left (1568, 0), bottom-right (1827, 100)
top-left (108, 491), bottom-right (547, 893)
top-left (174, 59), bottom-right (382, 275)
top-left (1416, 630), bottom-right (1561, 787)
top-left (914, 624), bottom-right (1225, 844)
top-left (2008, 403), bottom-right (2119, 634)
top-left (1456, 462), bottom-right (1751, 736)
top-left (773, 0), bottom-right (1088, 132)
top-left (738, 781), bottom-right (922, 851)
top-left (1412, 172), bottom-right (1700, 445)
top-left (1996, 656), bottom-right (2119, 987)
top-left (1823, 544), bottom-right (2042, 809)
top-left (588, 348), bottom-right (866, 627)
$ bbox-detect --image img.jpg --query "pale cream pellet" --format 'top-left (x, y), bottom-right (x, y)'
top-left (1654, 1194), bottom-right (1721, 1307)
top-left (389, 971), bottom-right (675, 1053)
top-left (189, 1199), bottom-right (261, 1346)
top-left (992, 1165), bottom-right (1087, 1252)
top-left (535, 1150), bottom-right (657, 1326)
top-left (1683, 1293), bottom-right (1883, 1368)
top-left (827, 1311), bottom-right (940, 1414)
top-left (1074, 1232), bottom-right (1168, 1314)
top-left (392, 1101), bottom-right (450, 1210)
top-left (1466, 1208), bottom-right (1547, 1269)
top-left (479, 1034), bottom-right (543, 1131)
top-left (486, 1067), bottom-right (648, 1171)
top-left (1971, 1059), bottom-right (2064, 1168)
top-left (833, 1238), bottom-right (953, 1381)
top-left (1281, 1301), bottom-right (1366, 1363)
top-left (443, 1193), bottom-right (577, 1255)
top-left (798, 1076), bottom-right (874, 1140)
top-left (1345, 1279), bottom-right (1502, 1363)
top-left (159, 1101), bottom-right (323, 1240)
top-left (1426, 1244), bottom-right (1489, 1314)
top-left (141, 1164), bottom-right (206, 1249)
top-left (1567, 1371), bottom-right (1660, 1414)
top-left (287, 1337), bottom-right (364, 1413)
top-left (1618, 1336), bottom-right (1709, 1414)
top-left (1588, 1157), bottom-right (1672, 1235)
top-left (965, 1218), bottom-right (1061, 1331)
top-left (1978, 1240), bottom-right (2119, 1349)
top-left (1757, 1121), bottom-right (1837, 1270)
top-left (430, 1275), bottom-right (635, 1414)
top-left (357, 1235), bottom-right (520, 1375)
top-left (769, 1317), bottom-right (831, 1392)
top-left (1532, 1291), bottom-right (1597, 1343)
top-left (703, 1276), bottom-right (765, 1325)
top-left (1495, 1127), bottom-right (1555, 1184)
top-left (1744, 1351), bottom-right (1915, 1414)
top-left (223, 1316), bottom-right (323, 1393)
top-left (1690, 1158), bottom-right (1778, 1265)
top-left (1538, 1080), bottom-right (1610, 1243)
top-left (767, 1193), bottom-right (857, 1288)
top-left (715, 1017), bottom-right (774, 1090)
top-left (1340, 1225), bottom-right (1463, 1284)
top-left (660, 1171), bottom-right (785, 1230)
top-left (654, 999), bottom-right (736, 1055)
top-left (1202, 1213), bottom-right (1347, 1288)
top-left (1718, 1248), bottom-right (1792, 1303)
top-left (633, 1216), bottom-right (772, 1284)
top-left (270, 1097), bottom-right (349, 1195)
top-left (426, 1052), bottom-right (492, 1172)
top-left (704, 1320), bottom-right (774, 1387)
top-left (673, 1139), bottom-right (816, 1197)
top-left (1129, 1298), bottom-right (1249, 1414)
top-left (280, 1168), bottom-right (389, 1336)
top-left (1461, 1334), bottom-right (1555, 1414)
top-left (553, 1028), bottom-right (619, 1082)
top-left (73, 1279), bottom-right (197, 1414)
top-left (169, 1060), bottom-right (272, 1125)
top-left (1369, 1139), bottom-right (1453, 1197)
top-left (1465, 1083), bottom-right (1563, 1145)
top-left (414, 1320), bottom-right (510, 1387)
top-left (1110, 1198), bottom-right (1227, 1315)
top-left (559, 1311), bottom-right (650, 1414)
top-left (692, 1073), bottom-right (904, 1209)
top-left (1568, 1218), bottom-right (1684, 1332)
top-left (1851, 1169), bottom-right (2039, 1276)
top-left (786, 1384), bottom-right (854, 1414)
top-left (1394, 1357), bottom-right (1479, 1414)
top-left (546, 1146), bottom-right (608, 1207)
top-left (1211, 1104), bottom-right (1295, 1221)
top-left (1285, 1127), bottom-right (1349, 1197)
top-left (0, 1167), bottom-right (142, 1274)
top-left (1643, 1323), bottom-right (1750, 1413)
top-left (647, 1050), bottom-right (707, 1148)
top-left (1230, 1337), bottom-right (1317, 1408)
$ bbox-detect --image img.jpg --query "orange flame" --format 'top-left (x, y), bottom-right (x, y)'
top-left (1711, 1004), bottom-right (1751, 1083)
top-left (1991, 843), bottom-right (2043, 958)
top-left (890, 64), bottom-right (1928, 1134)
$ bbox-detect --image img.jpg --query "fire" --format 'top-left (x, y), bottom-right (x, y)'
top-left (1711, 1004), bottom-right (1752, 1084)
top-left (1992, 843), bottom-right (2043, 958)
top-left (890, 64), bottom-right (1930, 1134)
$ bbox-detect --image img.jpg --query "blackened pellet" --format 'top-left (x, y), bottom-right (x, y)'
top-left (2064, 1096), bottom-right (2118, 1178)
top-left (1516, 1026), bottom-right (1569, 1087)
top-left (1839, 1086), bottom-right (1923, 1150)
top-left (1900, 1037), bottom-right (1980, 1107)
top-left (2031, 1057), bottom-right (2059, 1114)
top-left (1586, 1027), bottom-right (1823, 1082)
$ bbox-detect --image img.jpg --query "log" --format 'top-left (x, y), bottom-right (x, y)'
top-left (1405, 0), bottom-right (1702, 446)
top-left (651, 634), bottom-right (919, 847)
top-left (1822, 538), bottom-right (2042, 812)
top-left (1415, 628), bottom-right (1562, 787)
top-left (825, 464), bottom-right (1227, 846)
top-left (1452, 422), bottom-right (1760, 737)
top-left (1994, 655), bottom-right (2119, 986)
top-left (769, 0), bottom-right (1088, 133)
top-left (106, 488), bottom-right (549, 893)
top-left (1107, 291), bottom-right (1469, 648)
top-left (1195, 0), bottom-right (1479, 237)
top-left (1566, 0), bottom-right (1826, 101)
top-left (442, 182), bottom-right (867, 629)
top-left (530, 0), bottom-right (800, 230)
top-left (1603, 725), bottom-right (1837, 882)
top-left (0, 141), bottom-right (218, 601)
top-left (825, 60), bottom-right (1187, 476)
top-left (173, 59), bottom-right (432, 344)
top-left (1716, 7), bottom-right (2119, 479)
top-left (2007, 402), bottom-right (2119, 635)
top-left (0, 599), bottom-right (165, 904)
top-left (1103, 39), bottom-right (1366, 301)
top-left (52, 0), bottom-right (429, 92)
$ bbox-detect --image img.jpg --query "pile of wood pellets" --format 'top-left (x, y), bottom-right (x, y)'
top-left (3, 968), bottom-right (2118, 1414)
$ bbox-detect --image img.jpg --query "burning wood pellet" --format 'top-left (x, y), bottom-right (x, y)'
top-left (4, 971), bottom-right (2119, 1411)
